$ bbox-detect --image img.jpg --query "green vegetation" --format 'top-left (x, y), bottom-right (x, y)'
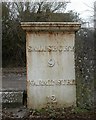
top-left (29, 106), bottom-right (91, 117)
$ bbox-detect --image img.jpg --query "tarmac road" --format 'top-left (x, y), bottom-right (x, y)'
top-left (2, 68), bottom-right (26, 90)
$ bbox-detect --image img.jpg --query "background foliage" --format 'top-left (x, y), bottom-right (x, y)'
top-left (2, 2), bottom-right (81, 67)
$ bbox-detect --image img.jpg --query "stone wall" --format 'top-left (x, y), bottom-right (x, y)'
top-left (0, 89), bottom-right (24, 107)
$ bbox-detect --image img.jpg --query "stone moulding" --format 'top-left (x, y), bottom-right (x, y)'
top-left (21, 22), bottom-right (81, 32)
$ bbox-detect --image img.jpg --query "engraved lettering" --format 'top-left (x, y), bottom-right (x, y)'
top-left (59, 46), bottom-right (63, 52)
top-left (28, 46), bottom-right (32, 52)
top-left (28, 46), bottom-right (75, 52)
top-left (53, 46), bottom-right (57, 52)
top-left (28, 79), bottom-right (75, 86)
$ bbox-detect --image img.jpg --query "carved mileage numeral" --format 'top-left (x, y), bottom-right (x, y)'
top-left (46, 95), bottom-right (57, 105)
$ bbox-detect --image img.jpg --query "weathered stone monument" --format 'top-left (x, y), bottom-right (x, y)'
top-left (21, 22), bottom-right (80, 109)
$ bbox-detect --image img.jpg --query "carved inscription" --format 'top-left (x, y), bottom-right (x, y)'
top-left (48, 59), bottom-right (55, 67)
top-left (28, 46), bottom-right (74, 52)
top-left (28, 79), bottom-right (75, 86)
top-left (46, 95), bottom-right (57, 105)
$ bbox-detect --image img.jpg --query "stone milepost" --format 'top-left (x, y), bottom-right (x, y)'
top-left (21, 22), bottom-right (81, 109)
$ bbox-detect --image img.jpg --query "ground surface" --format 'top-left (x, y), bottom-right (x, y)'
top-left (1, 106), bottom-right (96, 120)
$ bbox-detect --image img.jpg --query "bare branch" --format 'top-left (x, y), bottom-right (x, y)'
top-left (52, 2), bottom-right (67, 13)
